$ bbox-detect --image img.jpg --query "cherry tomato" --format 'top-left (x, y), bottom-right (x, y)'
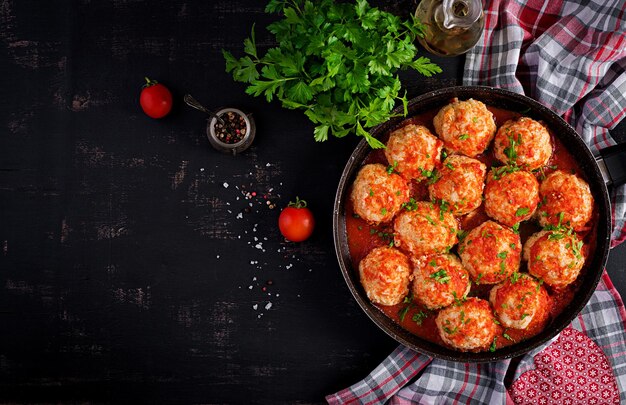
top-left (278, 197), bottom-right (315, 242)
top-left (140, 77), bottom-right (173, 118)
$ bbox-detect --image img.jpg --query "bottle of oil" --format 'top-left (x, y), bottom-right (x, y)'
top-left (415, 0), bottom-right (484, 57)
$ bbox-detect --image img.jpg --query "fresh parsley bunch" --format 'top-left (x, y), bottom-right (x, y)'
top-left (222, 0), bottom-right (441, 148)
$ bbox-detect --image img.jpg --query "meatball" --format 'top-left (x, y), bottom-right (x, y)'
top-left (394, 202), bottom-right (458, 257)
top-left (384, 124), bottom-right (443, 182)
top-left (459, 220), bottom-right (521, 284)
top-left (436, 297), bottom-right (499, 351)
top-left (428, 155), bottom-right (487, 216)
top-left (432, 98), bottom-right (497, 157)
top-left (484, 168), bottom-right (540, 227)
top-left (411, 254), bottom-right (471, 310)
top-left (350, 164), bottom-right (410, 224)
top-left (359, 247), bottom-right (412, 306)
top-left (524, 230), bottom-right (585, 288)
top-left (536, 170), bottom-right (594, 231)
top-left (489, 273), bottom-right (550, 330)
top-left (493, 117), bottom-right (552, 170)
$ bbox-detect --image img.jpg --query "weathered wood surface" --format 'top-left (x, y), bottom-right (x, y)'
top-left (1, 0), bottom-right (625, 403)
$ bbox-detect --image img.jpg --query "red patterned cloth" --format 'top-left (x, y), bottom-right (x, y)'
top-left (510, 328), bottom-right (620, 404)
top-left (327, 0), bottom-right (626, 403)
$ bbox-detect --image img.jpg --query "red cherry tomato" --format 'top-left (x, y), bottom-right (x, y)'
top-left (140, 77), bottom-right (172, 118)
top-left (278, 197), bottom-right (315, 242)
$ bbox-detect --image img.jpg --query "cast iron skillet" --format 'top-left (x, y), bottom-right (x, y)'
top-left (333, 86), bottom-right (626, 362)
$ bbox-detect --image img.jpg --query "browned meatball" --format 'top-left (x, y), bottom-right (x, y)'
top-left (393, 202), bottom-right (459, 257)
top-left (484, 169), bottom-right (540, 227)
top-left (428, 155), bottom-right (487, 216)
top-left (350, 164), bottom-right (410, 224)
top-left (489, 273), bottom-right (550, 330)
top-left (359, 247), bottom-right (412, 306)
top-left (385, 124), bottom-right (443, 182)
top-left (459, 221), bottom-right (522, 284)
top-left (436, 297), bottom-right (499, 351)
top-left (433, 98), bottom-right (497, 157)
top-left (412, 254), bottom-right (470, 310)
top-left (524, 230), bottom-right (585, 288)
top-left (536, 170), bottom-right (594, 231)
top-left (493, 117), bottom-right (552, 170)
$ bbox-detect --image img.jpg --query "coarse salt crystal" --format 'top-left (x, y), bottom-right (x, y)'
top-left (286, 264), bottom-right (293, 269)
top-left (236, 213), bottom-right (243, 219)
top-left (216, 255), bottom-right (220, 259)
top-left (223, 182), bottom-right (229, 188)
top-left (265, 302), bottom-right (272, 310)
top-left (253, 304), bottom-right (258, 310)
top-left (248, 285), bottom-right (253, 290)
top-left (255, 243), bottom-right (263, 249)
top-left (266, 163), bottom-right (271, 167)
top-left (253, 277), bottom-right (257, 281)
top-left (200, 168), bottom-right (205, 172)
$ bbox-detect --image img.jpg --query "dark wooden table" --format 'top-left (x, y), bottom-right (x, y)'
top-left (2, 1), bottom-right (625, 404)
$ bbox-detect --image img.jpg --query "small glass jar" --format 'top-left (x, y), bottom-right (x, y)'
top-left (207, 108), bottom-right (256, 155)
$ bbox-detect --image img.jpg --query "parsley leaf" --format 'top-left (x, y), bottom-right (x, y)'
top-left (223, 0), bottom-right (441, 148)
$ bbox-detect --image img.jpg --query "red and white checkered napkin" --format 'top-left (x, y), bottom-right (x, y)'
top-left (327, 0), bottom-right (626, 403)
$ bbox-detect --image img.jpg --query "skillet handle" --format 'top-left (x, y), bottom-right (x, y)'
top-left (598, 143), bottom-right (626, 187)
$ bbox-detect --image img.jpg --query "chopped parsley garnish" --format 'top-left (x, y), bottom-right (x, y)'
top-left (445, 162), bottom-right (455, 170)
top-left (497, 251), bottom-right (508, 259)
top-left (430, 269), bottom-right (451, 284)
top-left (503, 332), bottom-right (512, 341)
top-left (401, 198), bottom-right (418, 211)
top-left (491, 164), bottom-right (520, 180)
top-left (429, 259), bottom-right (437, 267)
top-left (398, 305), bottom-right (410, 322)
top-left (418, 167), bottom-right (442, 184)
top-left (369, 188), bottom-right (374, 197)
top-left (398, 294), bottom-right (413, 322)
top-left (504, 133), bottom-right (522, 163)
top-left (489, 336), bottom-right (498, 352)
top-left (412, 310), bottom-right (428, 325)
top-left (510, 272), bottom-right (521, 283)
top-left (515, 207), bottom-right (530, 217)
top-left (424, 215), bottom-right (436, 225)
top-left (451, 291), bottom-right (465, 306)
top-left (386, 161), bottom-right (398, 174)
top-left (512, 223), bottom-right (520, 234)
top-left (458, 133), bottom-right (469, 140)
top-left (380, 207), bottom-right (388, 215)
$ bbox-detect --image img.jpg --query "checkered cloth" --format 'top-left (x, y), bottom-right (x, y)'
top-left (327, 0), bottom-right (626, 403)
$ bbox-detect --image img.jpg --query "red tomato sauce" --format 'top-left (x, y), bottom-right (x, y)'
top-left (345, 105), bottom-right (599, 351)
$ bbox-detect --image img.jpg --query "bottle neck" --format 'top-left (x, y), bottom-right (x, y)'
top-left (438, 0), bottom-right (482, 30)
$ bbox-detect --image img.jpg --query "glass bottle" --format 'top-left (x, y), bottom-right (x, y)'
top-left (415, 0), bottom-right (484, 57)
